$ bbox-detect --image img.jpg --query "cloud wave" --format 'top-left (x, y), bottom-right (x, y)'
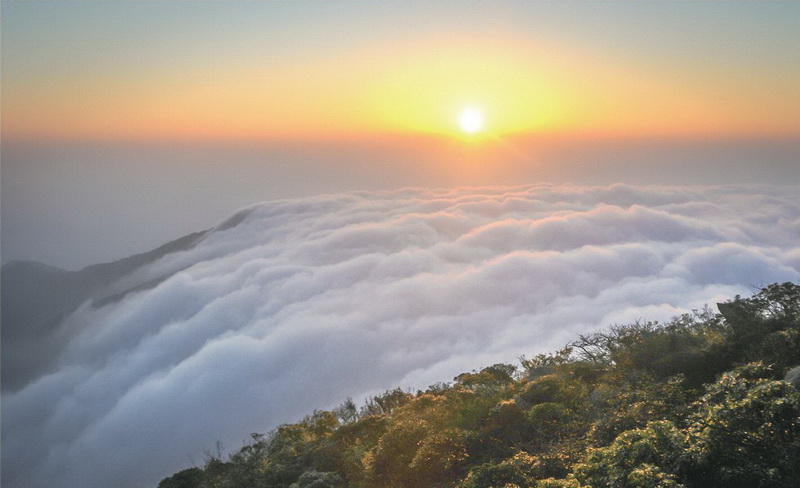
top-left (3, 183), bottom-right (800, 488)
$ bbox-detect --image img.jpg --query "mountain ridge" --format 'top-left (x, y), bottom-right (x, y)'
top-left (1, 229), bottom-right (209, 391)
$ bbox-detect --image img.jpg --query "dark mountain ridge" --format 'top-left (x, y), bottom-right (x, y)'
top-left (1, 229), bottom-right (208, 391)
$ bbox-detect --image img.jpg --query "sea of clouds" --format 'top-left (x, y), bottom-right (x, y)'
top-left (3, 183), bottom-right (800, 488)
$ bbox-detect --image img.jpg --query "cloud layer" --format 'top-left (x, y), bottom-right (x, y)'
top-left (3, 183), bottom-right (800, 488)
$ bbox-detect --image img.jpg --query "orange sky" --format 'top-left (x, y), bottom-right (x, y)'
top-left (2, 2), bottom-right (799, 143)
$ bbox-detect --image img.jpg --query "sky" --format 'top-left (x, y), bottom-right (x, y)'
top-left (3, 1), bottom-right (799, 141)
top-left (2, 1), bottom-right (799, 268)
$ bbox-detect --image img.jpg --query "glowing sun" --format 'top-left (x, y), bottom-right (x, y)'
top-left (458, 108), bottom-right (484, 134)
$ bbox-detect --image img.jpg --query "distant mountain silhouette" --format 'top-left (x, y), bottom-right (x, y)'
top-left (1, 230), bottom-right (208, 391)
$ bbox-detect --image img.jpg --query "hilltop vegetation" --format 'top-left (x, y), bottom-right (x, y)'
top-left (159, 283), bottom-right (800, 488)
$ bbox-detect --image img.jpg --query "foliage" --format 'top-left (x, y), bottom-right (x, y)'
top-left (288, 470), bottom-right (344, 488)
top-left (574, 420), bottom-right (686, 488)
top-left (684, 363), bottom-right (800, 488)
top-left (157, 282), bottom-right (800, 488)
top-left (157, 467), bottom-right (204, 488)
top-left (458, 451), bottom-right (539, 488)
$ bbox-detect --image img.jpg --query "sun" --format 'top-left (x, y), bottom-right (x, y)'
top-left (458, 108), bottom-right (484, 134)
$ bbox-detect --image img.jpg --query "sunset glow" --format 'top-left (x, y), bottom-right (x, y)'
top-left (2, 3), bottom-right (798, 143)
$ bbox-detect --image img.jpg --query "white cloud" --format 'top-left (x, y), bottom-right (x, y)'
top-left (3, 183), bottom-right (799, 488)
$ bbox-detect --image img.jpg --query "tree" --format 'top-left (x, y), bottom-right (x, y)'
top-left (364, 419), bottom-right (431, 488)
top-left (717, 282), bottom-right (800, 368)
top-left (519, 347), bottom-right (574, 380)
top-left (574, 421), bottom-right (686, 488)
top-left (333, 398), bottom-right (358, 424)
top-left (360, 388), bottom-right (413, 416)
top-left (455, 364), bottom-right (517, 393)
top-left (588, 375), bottom-right (686, 446)
top-left (568, 321), bottom-right (659, 366)
top-left (458, 452), bottom-right (539, 488)
top-left (408, 428), bottom-right (470, 486)
top-left (288, 470), bottom-right (344, 488)
top-left (684, 363), bottom-right (800, 488)
top-left (157, 467), bottom-right (204, 488)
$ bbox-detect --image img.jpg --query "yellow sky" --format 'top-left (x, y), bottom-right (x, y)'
top-left (3, 2), bottom-right (798, 142)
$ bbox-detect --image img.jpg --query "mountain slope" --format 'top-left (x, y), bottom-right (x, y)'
top-left (1, 230), bottom-right (208, 390)
top-left (158, 283), bottom-right (800, 488)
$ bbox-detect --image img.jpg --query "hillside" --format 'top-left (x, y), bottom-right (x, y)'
top-left (0, 230), bottom-right (208, 391)
top-left (158, 282), bottom-right (800, 488)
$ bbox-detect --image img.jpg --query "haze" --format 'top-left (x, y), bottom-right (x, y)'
top-left (2, 1), bottom-right (798, 269)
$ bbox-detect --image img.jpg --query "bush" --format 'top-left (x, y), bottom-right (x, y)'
top-left (574, 421), bottom-right (686, 488)
top-left (288, 470), bottom-right (344, 488)
top-left (157, 467), bottom-right (204, 488)
top-left (459, 452), bottom-right (538, 488)
top-left (685, 363), bottom-right (800, 488)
